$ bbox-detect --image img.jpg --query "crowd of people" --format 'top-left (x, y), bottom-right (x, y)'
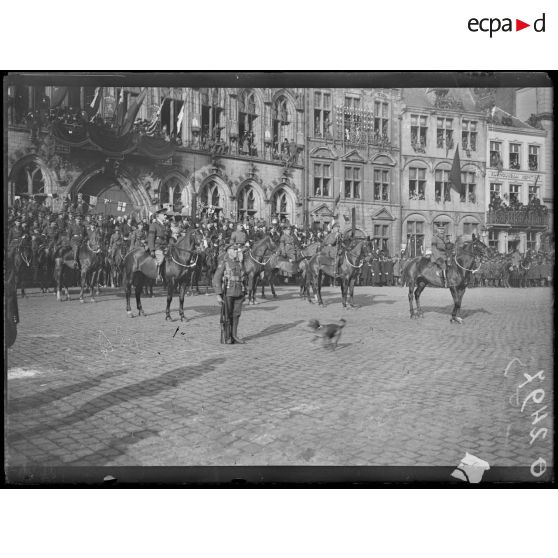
top-left (488, 192), bottom-right (549, 215)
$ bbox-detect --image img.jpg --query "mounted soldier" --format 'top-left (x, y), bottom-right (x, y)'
top-left (69, 214), bottom-right (87, 269)
top-left (213, 243), bottom-right (248, 344)
top-left (147, 207), bottom-right (169, 284)
top-left (430, 225), bottom-right (451, 288)
top-left (279, 224), bottom-right (296, 262)
top-left (230, 222), bottom-right (249, 250)
top-left (321, 221), bottom-right (342, 271)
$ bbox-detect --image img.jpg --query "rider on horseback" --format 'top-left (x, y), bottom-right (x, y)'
top-left (430, 226), bottom-right (451, 287)
top-left (147, 207), bottom-right (169, 284)
top-left (229, 222), bottom-right (249, 259)
top-left (279, 224), bottom-right (296, 263)
top-left (109, 225), bottom-right (123, 260)
top-left (69, 214), bottom-right (87, 270)
top-left (322, 221), bottom-right (342, 273)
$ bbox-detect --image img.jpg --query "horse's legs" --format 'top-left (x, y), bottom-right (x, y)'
top-left (414, 281), bottom-right (426, 318)
top-left (348, 277), bottom-right (356, 307)
top-left (178, 281), bottom-right (187, 322)
top-left (408, 284), bottom-right (416, 318)
top-left (450, 286), bottom-right (466, 324)
top-left (135, 278), bottom-right (146, 316)
top-left (125, 277), bottom-right (133, 316)
top-left (165, 277), bottom-right (174, 320)
top-left (317, 270), bottom-right (324, 306)
top-left (270, 270), bottom-right (277, 298)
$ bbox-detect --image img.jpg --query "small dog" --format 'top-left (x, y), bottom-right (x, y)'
top-left (308, 318), bottom-right (346, 349)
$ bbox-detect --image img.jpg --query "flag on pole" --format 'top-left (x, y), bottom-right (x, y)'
top-left (176, 102), bottom-right (185, 137)
top-left (449, 146), bottom-right (462, 196)
top-left (146, 97), bottom-right (165, 136)
top-left (120, 88), bottom-right (148, 136)
top-left (87, 87), bottom-right (103, 119)
top-left (114, 88), bottom-right (126, 128)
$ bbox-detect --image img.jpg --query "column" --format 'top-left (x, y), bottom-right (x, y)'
top-left (519, 231), bottom-right (527, 253)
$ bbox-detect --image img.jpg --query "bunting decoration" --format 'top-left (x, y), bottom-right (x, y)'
top-left (176, 102), bottom-right (185, 137)
top-left (146, 97), bottom-right (166, 137)
top-left (114, 88), bottom-right (126, 128)
top-left (449, 146), bottom-right (462, 196)
top-left (87, 87), bottom-right (103, 120)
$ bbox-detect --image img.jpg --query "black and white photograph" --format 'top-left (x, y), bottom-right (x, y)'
top-left (4, 72), bottom-right (554, 485)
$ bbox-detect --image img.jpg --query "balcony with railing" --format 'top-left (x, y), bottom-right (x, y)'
top-left (486, 209), bottom-right (549, 227)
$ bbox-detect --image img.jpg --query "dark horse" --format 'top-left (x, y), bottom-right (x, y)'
top-left (402, 234), bottom-right (489, 323)
top-left (121, 229), bottom-right (202, 320)
top-left (243, 236), bottom-right (277, 305)
top-left (306, 239), bottom-right (371, 308)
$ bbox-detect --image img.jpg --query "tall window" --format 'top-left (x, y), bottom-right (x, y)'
top-left (272, 96), bottom-right (291, 154)
top-left (271, 188), bottom-right (289, 223)
top-left (161, 97), bottom-right (184, 138)
top-left (488, 230), bottom-right (498, 250)
top-left (343, 96), bottom-right (361, 142)
top-left (238, 186), bottom-right (257, 221)
top-left (462, 222), bottom-right (479, 236)
top-left (462, 120), bottom-right (478, 151)
top-left (529, 183), bottom-right (540, 202)
top-left (374, 169), bottom-right (390, 201)
top-left (13, 162), bottom-right (45, 196)
top-left (344, 96), bottom-right (360, 109)
top-left (490, 141), bottom-right (502, 167)
top-left (313, 163), bottom-right (331, 197)
top-left (239, 90), bottom-right (258, 153)
top-left (526, 232), bottom-right (537, 251)
top-left (411, 114), bottom-right (427, 148)
top-left (436, 118), bottom-right (453, 148)
top-left (344, 166), bottom-right (361, 199)
top-left (200, 180), bottom-right (221, 209)
top-left (314, 91), bottom-right (332, 138)
top-left (528, 145), bottom-right (539, 171)
top-left (489, 182), bottom-right (501, 202)
top-left (200, 88), bottom-right (224, 142)
top-left (374, 101), bottom-right (389, 138)
top-left (434, 169), bottom-right (451, 203)
top-left (509, 184), bottom-right (521, 204)
top-left (409, 167), bottom-right (426, 200)
top-left (509, 143), bottom-right (521, 170)
top-left (433, 219), bottom-right (450, 235)
top-left (460, 171), bottom-right (476, 203)
top-left (372, 224), bottom-right (390, 253)
top-left (406, 220), bottom-right (424, 257)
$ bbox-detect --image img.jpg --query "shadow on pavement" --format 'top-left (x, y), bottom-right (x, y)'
top-left (244, 319), bottom-right (306, 341)
top-left (419, 305), bottom-right (492, 318)
top-left (7, 356), bottom-right (226, 443)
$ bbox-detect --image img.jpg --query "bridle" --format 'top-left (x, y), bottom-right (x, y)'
top-left (248, 237), bottom-right (275, 266)
top-left (453, 241), bottom-right (485, 273)
top-left (342, 241), bottom-right (366, 269)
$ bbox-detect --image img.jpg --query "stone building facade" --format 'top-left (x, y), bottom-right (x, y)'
top-left (400, 88), bottom-right (487, 256)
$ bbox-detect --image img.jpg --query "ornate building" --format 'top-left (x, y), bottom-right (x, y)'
top-left (7, 85), bottom-right (306, 224)
top-left (485, 107), bottom-right (548, 253)
top-left (305, 88), bottom-right (402, 253)
top-left (400, 88), bottom-right (487, 256)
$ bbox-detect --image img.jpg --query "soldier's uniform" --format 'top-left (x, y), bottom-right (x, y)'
top-left (147, 209), bottom-right (169, 282)
top-left (230, 226), bottom-right (248, 247)
top-left (8, 221), bottom-right (24, 261)
top-left (430, 227), bottom-right (450, 286)
top-left (212, 246), bottom-right (247, 344)
top-left (129, 226), bottom-right (147, 250)
top-left (510, 249), bottom-right (521, 270)
top-left (322, 224), bottom-right (341, 260)
top-left (69, 217), bottom-right (87, 268)
top-left (279, 227), bottom-right (296, 261)
top-left (109, 227), bottom-right (123, 259)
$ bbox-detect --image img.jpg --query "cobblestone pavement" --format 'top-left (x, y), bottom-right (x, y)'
top-left (5, 283), bottom-right (554, 475)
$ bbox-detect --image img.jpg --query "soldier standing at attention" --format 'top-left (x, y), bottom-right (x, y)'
top-left (147, 207), bottom-right (169, 284)
top-left (69, 214), bottom-right (87, 269)
top-left (109, 225), bottom-right (123, 260)
top-left (213, 243), bottom-right (248, 344)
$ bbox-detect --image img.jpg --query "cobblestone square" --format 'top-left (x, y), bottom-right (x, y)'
top-left (5, 285), bottom-right (554, 480)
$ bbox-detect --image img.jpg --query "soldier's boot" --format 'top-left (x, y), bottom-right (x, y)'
top-left (224, 322), bottom-right (233, 344)
top-left (441, 268), bottom-right (448, 288)
top-left (155, 263), bottom-right (163, 285)
top-left (231, 316), bottom-right (246, 344)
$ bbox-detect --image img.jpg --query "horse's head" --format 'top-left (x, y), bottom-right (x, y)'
top-left (470, 233), bottom-right (490, 262)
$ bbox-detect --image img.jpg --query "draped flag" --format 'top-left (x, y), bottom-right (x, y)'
top-left (114, 88), bottom-right (126, 128)
top-left (87, 87), bottom-right (103, 120)
top-left (146, 97), bottom-right (165, 136)
top-left (449, 146), bottom-right (462, 196)
top-left (51, 87), bottom-right (69, 108)
top-left (176, 102), bottom-right (185, 137)
top-left (120, 88), bottom-right (147, 136)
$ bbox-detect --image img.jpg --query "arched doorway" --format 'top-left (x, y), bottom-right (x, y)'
top-left (270, 187), bottom-right (293, 224)
top-left (78, 172), bottom-right (136, 217)
top-left (199, 178), bottom-right (227, 219)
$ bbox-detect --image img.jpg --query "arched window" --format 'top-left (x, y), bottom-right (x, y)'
top-left (160, 176), bottom-right (185, 211)
top-left (200, 180), bottom-right (221, 213)
top-left (272, 96), bottom-right (292, 156)
top-left (159, 179), bottom-right (171, 205)
top-left (14, 161), bottom-right (45, 196)
top-left (271, 188), bottom-right (289, 224)
top-left (405, 217), bottom-right (426, 257)
top-left (237, 186), bottom-right (257, 221)
top-left (239, 90), bottom-right (259, 156)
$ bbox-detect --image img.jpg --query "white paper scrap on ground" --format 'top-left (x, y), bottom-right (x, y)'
top-left (451, 452), bottom-right (490, 483)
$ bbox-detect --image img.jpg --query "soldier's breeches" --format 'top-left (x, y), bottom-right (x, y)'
top-left (224, 296), bottom-right (243, 319)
